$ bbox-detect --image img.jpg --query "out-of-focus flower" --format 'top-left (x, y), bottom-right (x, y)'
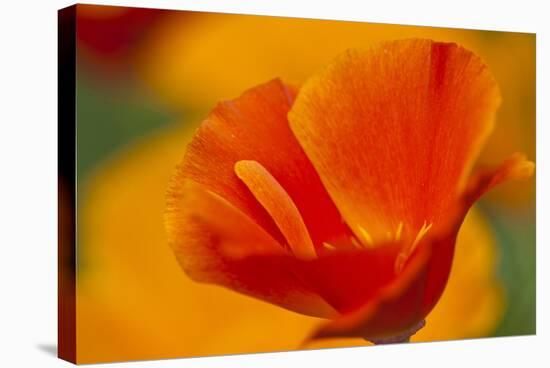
top-left (165, 40), bottom-right (534, 344)
top-left (77, 4), bottom-right (165, 79)
top-left (136, 12), bottom-right (535, 209)
top-left (137, 13), bottom-right (478, 110)
top-left (77, 121), bottom-right (503, 363)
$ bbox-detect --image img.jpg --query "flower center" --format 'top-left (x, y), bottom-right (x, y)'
top-left (395, 221), bottom-right (433, 272)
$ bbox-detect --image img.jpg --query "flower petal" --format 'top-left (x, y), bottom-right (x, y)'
top-left (167, 179), bottom-right (406, 319)
top-left (416, 155), bottom-right (534, 319)
top-left (234, 160), bottom-right (317, 260)
top-left (288, 39), bottom-right (501, 242)
top-left (181, 78), bottom-right (351, 247)
top-left (307, 237), bottom-right (433, 341)
top-left (300, 243), bottom-right (403, 314)
top-left (306, 153), bottom-right (533, 342)
top-left (414, 153), bottom-right (535, 319)
top-left (166, 179), bottom-right (337, 318)
top-left (414, 208), bottom-right (505, 342)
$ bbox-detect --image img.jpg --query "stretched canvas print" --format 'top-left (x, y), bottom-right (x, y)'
top-left (58, 4), bottom-right (536, 364)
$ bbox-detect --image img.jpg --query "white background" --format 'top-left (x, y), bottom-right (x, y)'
top-left (0, 0), bottom-right (547, 366)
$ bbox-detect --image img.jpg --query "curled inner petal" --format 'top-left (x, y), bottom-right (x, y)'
top-left (235, 160), bottom-right (317, 260)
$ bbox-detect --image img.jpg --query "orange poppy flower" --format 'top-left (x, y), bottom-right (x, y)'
top-left (165, 39), bottom-right (534, 344)
top-left (75, 124), bottom-right (503, 362)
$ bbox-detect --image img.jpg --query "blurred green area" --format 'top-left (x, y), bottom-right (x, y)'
top-left (75, 73), bottom-right (177, 274)
top-left (76, 76), bottom-right (176, 182)
top-left (483, 204), bottom-right (536, 336)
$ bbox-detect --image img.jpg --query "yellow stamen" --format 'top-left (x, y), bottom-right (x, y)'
top-left (411, 221), bottom-right (432, 252)
top-left (322, 242), bottom-right (336, 250)
top-left (395, 221), bottom-right (404, 242)
top-left (358, 225), bottom-right (374, 247)
top-left (394, 221), bottom-right (433, 273)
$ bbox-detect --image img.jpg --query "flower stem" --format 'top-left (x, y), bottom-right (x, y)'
top-left (367, 319), bottom-right (425, 345)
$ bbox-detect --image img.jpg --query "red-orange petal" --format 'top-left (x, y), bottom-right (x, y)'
top-left (416, 153), bottom-right (536, 318)
top-left (181, 78), bottom-right (351, 248)
top-left (307, 237), bottom-right (433, 342)
top-left (235, 160), bottom-right (317, 260)
top-left (165, 179), bottom-right (337, 318)
top-left (306, 152), bottom-right (535, 341)
top-left (300, 242), bottom-right (403, 314)
top-left (288, 39), bottom-right (501, 242)
top-left (167, 180), bottom-right (412, 319)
